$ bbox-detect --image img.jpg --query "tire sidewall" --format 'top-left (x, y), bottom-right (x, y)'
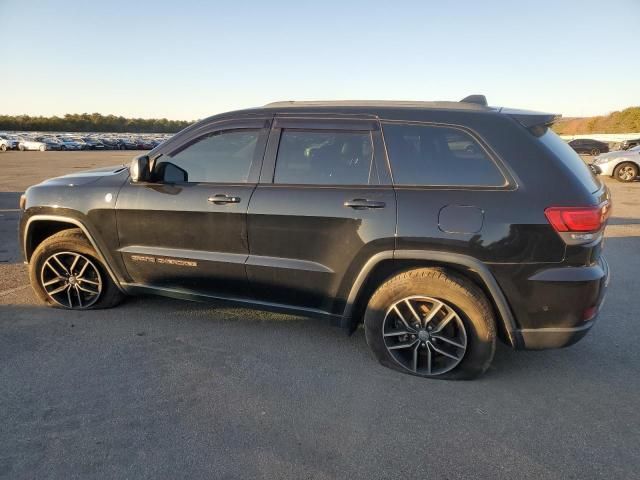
top-left (364, 270), bottom-right (495, 380)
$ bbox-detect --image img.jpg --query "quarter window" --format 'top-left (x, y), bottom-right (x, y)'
top-left (155, 129), bottom-right (260, 183)
top-left (382, 123), bottom-right (506, 187)
top-left (274, 130), bottom-right (374, 185)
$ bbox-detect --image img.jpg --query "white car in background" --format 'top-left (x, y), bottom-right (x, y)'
top-left (591, 145), bottom-right (640, 182)
top-left (17, 137), bottom-right (49, 151)
top-left (0, 134), bottom-right (18, 151)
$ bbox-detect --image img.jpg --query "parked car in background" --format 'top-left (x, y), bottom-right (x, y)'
top-left (0, 134), bottom-right (18, 151)
top-left (568, 138), bottom-right (609, 156)
top-left (591, 145), bottom-right (640, 182)
top-left (34, 137), bottom-right (62, 151)
top-left (56, 137), bottom-right (83, 150)
top-left (619, 138), bottom-right (640, 150)
top-left (120, 137), bottom-right (140, 150)
top-left (100, 138), bottom-right (125, 150)
top-left (82, 137), bottom-right (106, 150)
top-left (18, 137), bottom-right (52, 151)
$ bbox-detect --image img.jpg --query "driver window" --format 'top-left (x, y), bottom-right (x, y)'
top-left (155, 129), bottom-right (259, 183)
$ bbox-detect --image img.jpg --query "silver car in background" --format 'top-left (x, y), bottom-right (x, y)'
top-left (0, 135), bottom-right (18, 151)
top-left (17, 137), bottom-right (50, 151)
top-left (591, 145), bottom-right (640, 182)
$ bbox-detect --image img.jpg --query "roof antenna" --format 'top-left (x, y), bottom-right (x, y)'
top-left (460, 95), bottom-right (488, 106)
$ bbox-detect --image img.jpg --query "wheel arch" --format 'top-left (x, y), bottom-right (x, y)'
top-left (23, 215), bottom-right (125, 291)
top-left (613, 159), bottom-right (640, 175)
top-left (343, 250), bottom-right (521, 348)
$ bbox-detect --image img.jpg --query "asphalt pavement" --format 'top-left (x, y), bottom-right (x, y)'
top-left (1, 151), bottom-right (639, 479)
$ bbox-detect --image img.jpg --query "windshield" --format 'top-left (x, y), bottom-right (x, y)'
top-left (536, 127), bottom-right (601, 193)
top-left (630, 145), bottom-right (640, 152)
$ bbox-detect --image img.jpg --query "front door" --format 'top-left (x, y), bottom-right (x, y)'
top-left (245, 117), bottom-right (396, 315)
top-left (116, 117), bottom-right (270, 297)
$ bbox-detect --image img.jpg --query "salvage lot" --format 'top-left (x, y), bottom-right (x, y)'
top-left (1, 151), bottom-right (639, 479)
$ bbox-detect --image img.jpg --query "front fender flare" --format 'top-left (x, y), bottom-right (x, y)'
top-left (22, 214), bottom-right (126, 292)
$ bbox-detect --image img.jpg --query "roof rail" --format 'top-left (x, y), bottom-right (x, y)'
top-left (460, 95), bottom-right (488, 106)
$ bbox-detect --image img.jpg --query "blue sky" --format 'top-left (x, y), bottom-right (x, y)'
top-left (0, 0), bottom-right (638, 120)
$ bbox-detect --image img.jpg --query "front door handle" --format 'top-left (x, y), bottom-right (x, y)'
top-left (344, 198), bottom-right (386, 209)
top-left (208, 194), bottom-right (241, 204)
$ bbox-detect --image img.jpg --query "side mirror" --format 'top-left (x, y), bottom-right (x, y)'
top-left (130, 155), bottom-right (150, 182)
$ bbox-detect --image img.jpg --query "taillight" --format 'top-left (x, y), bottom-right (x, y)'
top-left (544, 202), bottom-right (610, 233)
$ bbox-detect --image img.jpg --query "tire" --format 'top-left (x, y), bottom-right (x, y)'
top-left (0, 144), bottom-right (6, 152)
top-left (29, 228), bottom-right (124, 310)
top-left (19, 144), bottom-right (25, 151)
top-left (364, 268), bottom-right (496, 380)
top-left (613, 162), bottom-right (638, 182)
top-left (39, 145), bottom-right (46, 152)
top-left (61, 145), bottom-right (67, 151)
top-left (590, 148), bottom-right (600, 156)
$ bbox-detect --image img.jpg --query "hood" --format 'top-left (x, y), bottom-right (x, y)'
top-left (595, 151), bottom-right (632, 161)
top-left (38, 165), bottom-right (127, 187)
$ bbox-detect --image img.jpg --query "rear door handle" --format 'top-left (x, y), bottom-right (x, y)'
top-left (344, 198), bottom-right (386, 209)
top-left (208, 194), bottom-right (241, 204)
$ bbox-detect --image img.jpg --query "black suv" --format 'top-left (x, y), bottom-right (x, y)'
top-left (19, 96), bottom-right (611, 379)
top-left (568, 138), bottom-right (610, 156)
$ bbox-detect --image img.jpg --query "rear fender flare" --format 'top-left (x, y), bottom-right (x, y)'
top-left (343, 250), bottom-right (520, 348)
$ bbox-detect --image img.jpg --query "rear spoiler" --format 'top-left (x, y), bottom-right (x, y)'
top-left (498, 107), bottom-right (560, 128)
top-left (459, 95), bottom-right (560, 128)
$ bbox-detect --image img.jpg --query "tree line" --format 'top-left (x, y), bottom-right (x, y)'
top-left (0, 113), bottom-right (194, 133)
top-left (552, 106), bottom-right (640, 135)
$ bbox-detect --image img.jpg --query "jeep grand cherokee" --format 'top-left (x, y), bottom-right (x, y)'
top-left (19, 95), bottom-right (611, 379)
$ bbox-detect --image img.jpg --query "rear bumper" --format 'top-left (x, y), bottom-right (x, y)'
top-left (513, 256), bottom-right (610, 350)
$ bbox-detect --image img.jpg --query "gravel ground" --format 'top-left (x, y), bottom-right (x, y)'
top-left (1, 151), bottom-right (639, 479)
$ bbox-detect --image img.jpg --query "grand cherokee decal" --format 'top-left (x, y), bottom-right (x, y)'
top-left (130, 255), bottom-right (197, 267)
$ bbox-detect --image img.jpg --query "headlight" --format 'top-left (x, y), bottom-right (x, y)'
top-left (594, 156), bottom-right (612, 165)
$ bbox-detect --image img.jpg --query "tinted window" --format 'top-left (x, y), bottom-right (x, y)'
top-left (536, 127), bottom-right (600, 193)
top-left (274, 130), bottom-right (374, 185)
top-left (156, 129), bottom-right (259, 183)
top-left (382, 123), bottom-right (505, 186)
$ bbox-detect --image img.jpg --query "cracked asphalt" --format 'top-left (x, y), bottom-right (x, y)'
top-left (1, 151), bottom-right (639, 479)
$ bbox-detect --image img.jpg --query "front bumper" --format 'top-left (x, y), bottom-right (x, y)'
top-left (514, 256), bottom-right (610, 349)
top-left (591, 161), bottom-right (616, 176)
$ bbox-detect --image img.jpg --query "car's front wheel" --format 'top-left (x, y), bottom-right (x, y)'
top-left (591, 148), bottom-right (601, 156)
top-left (364, 268), bottom-right (496, 380)
top-left (614, 162), bottom-right (638, 182)
top-left (29, 229), bottom-right (124, 309)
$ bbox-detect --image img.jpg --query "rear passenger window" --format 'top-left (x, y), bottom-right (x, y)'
top-left (274, 130), bottom-right (374, 185)
top-left (382, 123), bottom-right (506, 187)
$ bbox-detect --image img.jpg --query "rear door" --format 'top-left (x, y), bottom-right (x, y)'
top-left (116, 117), bottom-right (270, 297)
top-left (245, 116), bottom-right (396, 315)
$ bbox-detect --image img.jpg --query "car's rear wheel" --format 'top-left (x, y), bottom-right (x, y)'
top-left (364, 268), bottom-right (496, 380)
top-left (614, 162), bottom-right (638, 182)
top-left (29, 229), bottom-right (124, 309)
